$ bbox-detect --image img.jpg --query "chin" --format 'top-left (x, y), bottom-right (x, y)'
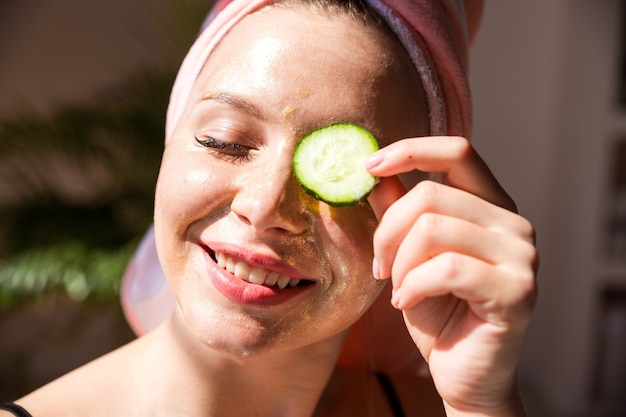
top-left (181, 302), bottom-right (352, 362)
top-left (180, 302), bottom-right (293, 357)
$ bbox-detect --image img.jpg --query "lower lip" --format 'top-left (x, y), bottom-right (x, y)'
top-left (204, 251), bottom-right (313, 307)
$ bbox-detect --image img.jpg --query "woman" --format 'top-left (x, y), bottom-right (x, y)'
top-left (1, 0), bottom-right (538, 416)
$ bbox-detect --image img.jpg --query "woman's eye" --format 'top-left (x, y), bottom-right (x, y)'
top-left (194, 136), bottom-right (253, 161)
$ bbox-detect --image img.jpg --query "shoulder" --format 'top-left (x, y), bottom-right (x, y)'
top-left (14, 341), bottom-right (139, 417)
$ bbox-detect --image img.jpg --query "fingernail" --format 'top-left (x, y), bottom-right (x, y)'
top-left (391, 288), bottom-right (402, 309)
top-left (364, 150), bottom-right (384, 170)
top-left (372, 257), bottom-right (382, 280)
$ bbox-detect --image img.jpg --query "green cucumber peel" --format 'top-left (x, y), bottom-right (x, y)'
top-left (292, 123), bottom-right (379, 207)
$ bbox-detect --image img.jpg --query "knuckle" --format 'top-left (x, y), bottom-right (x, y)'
top-left (516, 275), bottom-right (539, 312)
top-left (515, 216), bottom-right (537, 245)
top-left (411, 180), bottom-right (442, 207)
top-left (517, 265), bottom-right (538, 295)
top-left (447, 136), bottom-right (473, 161)
top-left (437, 252), bottom-right (462, 281)
top-left (506, 262), bottom-right (539, 310)
top-left (414, 212), bottom-right (442, 243)
top-left (518, 239), bottom-right (540, 274)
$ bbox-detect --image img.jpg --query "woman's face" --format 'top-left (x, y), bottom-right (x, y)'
top-left (154, 5), bottom-right (428, 357)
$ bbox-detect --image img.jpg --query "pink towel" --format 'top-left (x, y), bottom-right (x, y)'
top-left (121, 0), bottom-right (483, 375)
top-left (166, 0), bottom-right (482, 140)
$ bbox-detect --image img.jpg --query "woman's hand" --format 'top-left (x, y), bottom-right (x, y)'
top-left (365, 136), bottom-right (538, 417)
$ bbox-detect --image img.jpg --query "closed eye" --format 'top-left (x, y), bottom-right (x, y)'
top-left (195, 136), bottom-right (253, 162)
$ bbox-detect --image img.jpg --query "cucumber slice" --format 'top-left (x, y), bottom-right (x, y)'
top-left (292, 123), bottom-right (379, 207)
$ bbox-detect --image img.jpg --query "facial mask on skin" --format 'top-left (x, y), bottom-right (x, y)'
top-left (121, 0), bottom-right (483, 376)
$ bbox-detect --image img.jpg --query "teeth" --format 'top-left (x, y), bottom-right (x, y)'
top-left (277, 275), bottom-right (290, 289)
top-left (248, 267), bottom-right (266, 285)
top-left (226, 256), bottom-right (236, 274)
top-left (234, 261), bottom-right (250, 280)
top-left (217, 252), bottom-right (226, 268)
top-left (265, 272), bottom-right (280, 286)
top-left (214, 252), bottom-right (300, 288)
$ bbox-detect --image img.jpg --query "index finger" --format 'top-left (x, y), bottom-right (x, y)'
top-left (366, 136), bottom-right (517, 212)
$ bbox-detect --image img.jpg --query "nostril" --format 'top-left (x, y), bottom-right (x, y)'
top-left (230, 168), bottom-right (309, 235)
top-left (231, 198), bottom-right (307, 235)
top-left (234, 212), bottom-right (253, 227)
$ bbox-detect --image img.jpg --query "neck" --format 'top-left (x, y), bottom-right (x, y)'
top-left (129, 313), bottom-right (346, 417)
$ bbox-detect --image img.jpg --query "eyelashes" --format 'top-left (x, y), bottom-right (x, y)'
top-left (194, 136), bottom-right (254, 162)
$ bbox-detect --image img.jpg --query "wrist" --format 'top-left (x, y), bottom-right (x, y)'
top-left (442, 387), bottom-right (527, 417)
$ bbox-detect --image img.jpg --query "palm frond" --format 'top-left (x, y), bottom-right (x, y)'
top-left (0, 239), bottom-right (137, 309)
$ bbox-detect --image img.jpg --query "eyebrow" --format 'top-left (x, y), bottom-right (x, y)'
top-left (199, 91), bottom-right (267, 121)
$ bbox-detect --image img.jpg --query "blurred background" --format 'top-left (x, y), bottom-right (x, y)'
top-left (470, 1), bottom-right (626, 416)
top-left (0, 1), bottom-right (624, 416)
top-left (0, 0), bottom-right (212, 400)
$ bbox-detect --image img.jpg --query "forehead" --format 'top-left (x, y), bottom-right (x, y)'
top-left (211, 4), bottom-right (396, 64)
top-left (187, 4), bottom-right (428, 141)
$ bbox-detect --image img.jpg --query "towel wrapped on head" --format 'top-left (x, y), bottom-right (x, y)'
top-left (121, 0), bottom-right (483, 375)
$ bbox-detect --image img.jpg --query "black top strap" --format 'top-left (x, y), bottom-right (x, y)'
top-left (0, 402), bottom-right (33, 417)
top-left (375, 373), bottom-right (406, 417)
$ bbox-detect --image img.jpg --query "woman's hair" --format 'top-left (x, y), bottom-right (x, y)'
top-left (267, 0), bottom-right (398, 43)
top-left (272, 0), bottom-right (384, 25)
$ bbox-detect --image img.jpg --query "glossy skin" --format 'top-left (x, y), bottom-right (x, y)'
top-left (12, 4), bottom-right (537, 417)
top-left (153, 5), bottom-right (428, 359)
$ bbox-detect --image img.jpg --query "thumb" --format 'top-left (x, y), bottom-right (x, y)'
top-left (367, 175), bottom-right (406, 221)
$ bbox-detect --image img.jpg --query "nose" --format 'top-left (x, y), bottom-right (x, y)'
top-left (230, 160), bottom-right (309, 236)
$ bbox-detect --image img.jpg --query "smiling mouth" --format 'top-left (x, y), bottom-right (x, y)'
top-left (209, 250), bottom-right (312, 289)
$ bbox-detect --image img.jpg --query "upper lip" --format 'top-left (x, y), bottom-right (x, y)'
top-left (202, 242), bottom-right (316, 281)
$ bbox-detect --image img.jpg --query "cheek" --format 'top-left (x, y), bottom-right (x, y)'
top-left (319, 203), bottom-right (377, 263)
top-left (155, 146), bottom-right (225, 227)
top-left (153, 146), bottom-right (229, 274)
top-left (317, 204), bottom-right (382, 307)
